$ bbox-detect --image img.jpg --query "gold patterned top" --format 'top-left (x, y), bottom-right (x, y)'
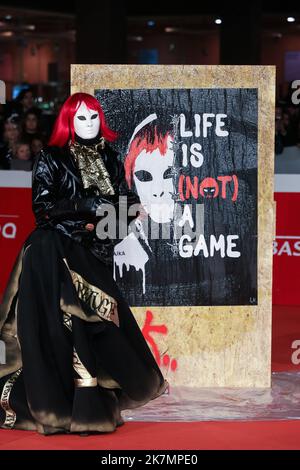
top-left (69, 138), bottom-right (115, 196)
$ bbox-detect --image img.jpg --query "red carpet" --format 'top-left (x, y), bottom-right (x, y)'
top-left (0, 304), bottom-right (300, 450)
top-left (0, 421), bottom-right (300, 450)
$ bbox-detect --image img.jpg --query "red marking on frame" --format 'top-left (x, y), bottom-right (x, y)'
top-left (142, 309), bottom-right (178, 372)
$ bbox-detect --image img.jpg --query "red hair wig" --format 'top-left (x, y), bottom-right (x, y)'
top-left (48, 92), bottom-right (118, 147)
top-left (124, 127), bottom-right (171, 189)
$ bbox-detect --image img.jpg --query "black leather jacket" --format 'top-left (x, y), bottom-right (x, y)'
top-left (32, 142), bottom-right (141, 265)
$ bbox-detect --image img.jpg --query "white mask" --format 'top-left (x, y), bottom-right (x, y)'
top-left (73, 101), bottom-right (100, 140)
top-left (133, 135), bottom-right (175, 223)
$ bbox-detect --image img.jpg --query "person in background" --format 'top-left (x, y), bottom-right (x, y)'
top-left (17, 88), bottom-right (35, 114)
top-left (10, 141), bottom-right (33, 171)
top-left (15, 141), bottom-right (32, 161)
top-left (31, 136), bottom-right (44, 160)
top-left (0, 115), bottom-right (21, 169)
top-left (5, 87), bottom-right (40, 120)
top-left (21, 109), bottom-right (44, 146)
top-left (281, 110), bottom-right (298, 147)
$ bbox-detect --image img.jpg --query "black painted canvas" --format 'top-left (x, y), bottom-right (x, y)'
top-left (95, 88), bottom-right (258, 307)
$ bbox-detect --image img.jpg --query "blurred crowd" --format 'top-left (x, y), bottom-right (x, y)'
top-left (0, 87), bottom-right (56, 171)
top-left (275, 101), bottom-right (300, 154)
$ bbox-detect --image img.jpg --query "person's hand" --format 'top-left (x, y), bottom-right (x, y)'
top-left (85, 223), bottom-right (95, 231)
top-left (137, 204), bottom-right (148, 220)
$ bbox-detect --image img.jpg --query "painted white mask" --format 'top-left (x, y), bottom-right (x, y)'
top-left (74, 102), bottom-right (100, 140)
top-left (133, 135), bottom-right (175, 223)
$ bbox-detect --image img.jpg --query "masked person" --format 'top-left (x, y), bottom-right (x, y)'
top-left (0, 93), bottom-right (167, 435)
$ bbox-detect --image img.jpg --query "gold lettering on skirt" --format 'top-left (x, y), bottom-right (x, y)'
top-left (0, 368), bottom-right (22, 428)
top-left (63, 313), bottom-right (98, 388)
top-left (63, 259), bottom-right (119, 327)
top-left (73, 349), bottom-right (97, 387)
top-left (63, 312), bottom-right (121, 389)
top-left (74, 377), bottom-right (98, 387)
top-left (63, 312), bottom-right (72, 332)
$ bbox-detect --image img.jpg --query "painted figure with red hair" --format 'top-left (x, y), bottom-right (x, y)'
top-left (114, 114), bottom-right (177, 298)
top-left (0, 93), bottom-right (167, 435)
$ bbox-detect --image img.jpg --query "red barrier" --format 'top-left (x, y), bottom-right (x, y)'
top-left (0, 173), bottom-right (35, 301)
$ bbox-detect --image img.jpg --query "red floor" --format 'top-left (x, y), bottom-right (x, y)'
top-left (1, 421), bottom-right (300, 450)
top-left (0, 304), bottom-right (299, 450)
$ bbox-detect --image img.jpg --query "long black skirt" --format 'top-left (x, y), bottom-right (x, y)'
top-left (0, 228), bottom-right (167, 435)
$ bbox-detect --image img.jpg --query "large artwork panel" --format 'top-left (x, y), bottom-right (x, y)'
top-left (71, 65), bottom-right (275, 387)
